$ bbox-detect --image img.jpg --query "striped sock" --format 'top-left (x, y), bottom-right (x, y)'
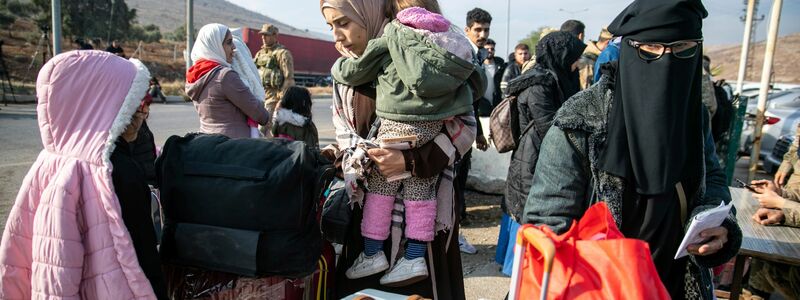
top-left (364, 238), bottom-right (384, 257)
top-left (405, 239), bottom-right (427, 260)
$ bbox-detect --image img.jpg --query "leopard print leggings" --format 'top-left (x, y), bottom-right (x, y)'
top-left (367, 119), bottom-right (442, 200)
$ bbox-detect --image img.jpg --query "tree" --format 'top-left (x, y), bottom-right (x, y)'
top-left (167, 24), bottom-right (196, 42)
top-left (518, 26), bottom-right (554, 55)
top-left (29, 0), bottom-right (137, 42)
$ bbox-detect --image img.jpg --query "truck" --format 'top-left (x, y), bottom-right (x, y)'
top-left (239, 27), bottom-right (339, 87)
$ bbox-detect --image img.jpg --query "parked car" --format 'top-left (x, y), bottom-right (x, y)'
top-left (740, 88), bottom-right (800, 162)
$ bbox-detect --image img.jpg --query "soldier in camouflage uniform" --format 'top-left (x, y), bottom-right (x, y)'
top-left (254, 23), bottom-right (295, 135)
top-left (749, 162), bottom-right (800, 299)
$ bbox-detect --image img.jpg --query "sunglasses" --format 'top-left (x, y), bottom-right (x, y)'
top-left (626, 39), bottom-right (702, 61)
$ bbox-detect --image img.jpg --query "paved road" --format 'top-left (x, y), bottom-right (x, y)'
top-left (0, 98), bottom-right (337, 228)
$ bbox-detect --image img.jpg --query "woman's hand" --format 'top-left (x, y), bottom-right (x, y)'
top-left (752, 208), bottom-right (786, 225)
top-left (686, 226), bottom-right (728, 256)
top-left (753, 189), bottom-right (787, 209)
top-left (367, 148), bottom-right (406, 178)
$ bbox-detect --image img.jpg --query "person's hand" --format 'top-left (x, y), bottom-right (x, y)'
top-left (476, 135), bottom-right (489, 151)
top-left (750, 179), bottom-right (780, 194)
top-left (335, 42), bottom-right (359, 58)
top-left (686, 226), bottom-right (728, 256)
top-left (367, 148), bottom-right (406, 178)
top-left (752, 188), bottom-right (787, 209)
top-left (752, 208), bottom-right (786, 225)
top-left (774, 171), bottom-right (788, 187)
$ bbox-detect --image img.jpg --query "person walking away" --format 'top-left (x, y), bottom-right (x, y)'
top-left (149, 76), bottom-right (167, 103)
top-left (578, 27), bottom-right (611, 89)
top-left (560, 19), bottom-right (586, 42)
top-left (254, 23), bottom-right (295, 136)
top-left (332, 6), bottom-right (482, 286)
top-left (272, 86), bottom-right (319, 150)
top-left (106, 40), bottom-right (125, 57)
top-left (479, 38), bottom-right (506, 116)
top-left (186, 23), bottom-right (270, 139)
top-left (523, 0), bottom-right (742, 298)
top-left (0, 51), bottom-right (166, 299)
top-left (322, 0), bottom-right (479, 297)
top-left (496, 31), bottom-right (586, 275)
top-left (500, 43), bottom-right (530, 96)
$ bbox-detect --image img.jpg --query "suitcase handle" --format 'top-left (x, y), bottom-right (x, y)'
top-left (509, 225), bottom-right (555, 300)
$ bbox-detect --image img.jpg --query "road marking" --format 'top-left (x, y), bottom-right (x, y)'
top-left (0, 162), bottom-right (34, 168)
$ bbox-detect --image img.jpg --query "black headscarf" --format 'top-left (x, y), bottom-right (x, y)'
top-left (535, 31), bottom-right (586, 99)
top-left (597, 0), bottom-right (707, 195)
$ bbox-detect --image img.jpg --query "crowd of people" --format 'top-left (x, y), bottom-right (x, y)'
top-left (1, 0), bottom-right (797, 299)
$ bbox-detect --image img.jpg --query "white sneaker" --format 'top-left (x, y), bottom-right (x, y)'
top-left (459, 234), bottom-right (477, 254)
top-left (379, 257), bottom-right (429, 287)
top-left (345, 252), bottom-right (389, 279)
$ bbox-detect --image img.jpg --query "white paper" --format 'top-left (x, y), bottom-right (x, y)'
top-left (674, 201), bottom-right (733, 259)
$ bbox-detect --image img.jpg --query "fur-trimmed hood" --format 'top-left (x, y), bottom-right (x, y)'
top-left (0, 50), bottom-right (155, 299)
top-left (274, 107), bottom-right (309, 127)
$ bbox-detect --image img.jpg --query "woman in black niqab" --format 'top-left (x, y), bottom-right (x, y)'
top-left (598, 0), bottom-right (713, 298)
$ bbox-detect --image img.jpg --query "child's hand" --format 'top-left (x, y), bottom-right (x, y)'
top-left (752, 188), bottom-right (787, 209)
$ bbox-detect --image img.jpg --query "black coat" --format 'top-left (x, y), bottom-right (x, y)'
top-left (504, 67), bottom-right (566, 221)
top-left (111, 138), bottom-right (168, 299)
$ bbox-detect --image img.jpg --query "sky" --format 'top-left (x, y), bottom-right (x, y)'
top-left (228, 0), bottom-right (800, 55)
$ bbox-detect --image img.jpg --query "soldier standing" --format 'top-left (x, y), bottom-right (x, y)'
top-left (254, 23), bottom-right (295, 135)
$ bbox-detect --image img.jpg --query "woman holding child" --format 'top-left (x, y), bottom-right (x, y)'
top-left (320, 0), bottom-right (484, 298)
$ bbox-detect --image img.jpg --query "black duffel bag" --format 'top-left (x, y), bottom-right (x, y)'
top-left (155, 133), bottom-right (333, 278)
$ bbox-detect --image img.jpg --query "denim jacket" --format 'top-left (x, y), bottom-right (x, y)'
top-left (522, 74), bottom-right (743, 299)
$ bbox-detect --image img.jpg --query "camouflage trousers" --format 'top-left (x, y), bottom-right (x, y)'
top-left (749, 259), bottom-right (800, 299)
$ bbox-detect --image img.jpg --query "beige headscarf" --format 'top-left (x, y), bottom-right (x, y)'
top-left (321, 0), bottom-right (389, 41)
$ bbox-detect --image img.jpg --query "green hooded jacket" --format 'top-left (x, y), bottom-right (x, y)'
top-left (331, 20), bottom-right (486, 122)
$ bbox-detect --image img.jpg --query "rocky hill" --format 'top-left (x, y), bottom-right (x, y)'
top-left (126, 0), bottom-right (329, 40)
top-left (707, 33), bottom-right (800, 84)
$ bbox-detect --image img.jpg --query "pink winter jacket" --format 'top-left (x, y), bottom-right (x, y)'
top-left (0, 51), bottom-right (156, 299)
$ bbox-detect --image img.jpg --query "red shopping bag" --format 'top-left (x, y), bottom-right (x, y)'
top-left (509, 202), bottom-right (670, 300)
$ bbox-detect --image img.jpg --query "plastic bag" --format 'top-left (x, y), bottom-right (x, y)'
top-left (511, 202), bottom-right (670, 300)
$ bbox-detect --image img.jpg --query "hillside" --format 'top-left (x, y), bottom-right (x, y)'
top-left (707, 33), bottom-right (800, 84)
top-left (126, 0), bottom-right (329, 40)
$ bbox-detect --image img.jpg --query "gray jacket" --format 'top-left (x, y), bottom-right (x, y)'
top-left (186, 66), bottom-right (270, 139)
top-left (523, 74), bottom-right (742, 299)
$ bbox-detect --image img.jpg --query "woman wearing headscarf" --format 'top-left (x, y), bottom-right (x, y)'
top-left (320, 0), bottom-right (480, 298)
top-left (522, 0), bottom-right (742, 299)
top-left (186, 23), bottom-right (270, 139)
top-left (497, 31), bottom-right (585, 275)
top-left (0, 51), bottom-right (166, 299)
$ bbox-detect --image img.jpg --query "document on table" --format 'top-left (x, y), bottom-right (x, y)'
top-left (674, 201), bottom-right (733, 259)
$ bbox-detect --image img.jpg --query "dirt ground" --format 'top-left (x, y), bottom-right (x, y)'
top-left (460, 190), bottom-right (511, 300)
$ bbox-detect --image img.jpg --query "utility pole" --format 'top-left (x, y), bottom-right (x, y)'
top-left (51, 0), bottom-right (61, 55)
top-left (186, 0), bottom-right (194, 69)
top-left (748, 0), bottom-right (784, 181)
top-left (506, 0), bottom-right (511, 57)
top-left (726, 0), bottom-right (758, 184)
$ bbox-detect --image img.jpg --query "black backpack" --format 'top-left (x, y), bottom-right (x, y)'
top-left (711, 80), bottom-right (734, 143)
top-left (155, 133), bottom-right (333, 277)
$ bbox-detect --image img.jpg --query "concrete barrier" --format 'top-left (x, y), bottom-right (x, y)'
top-left (466, 117), bottom-right (511, 195)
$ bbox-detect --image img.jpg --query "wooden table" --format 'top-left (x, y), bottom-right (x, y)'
top-left (728, 187), bottom-right (800, 300)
